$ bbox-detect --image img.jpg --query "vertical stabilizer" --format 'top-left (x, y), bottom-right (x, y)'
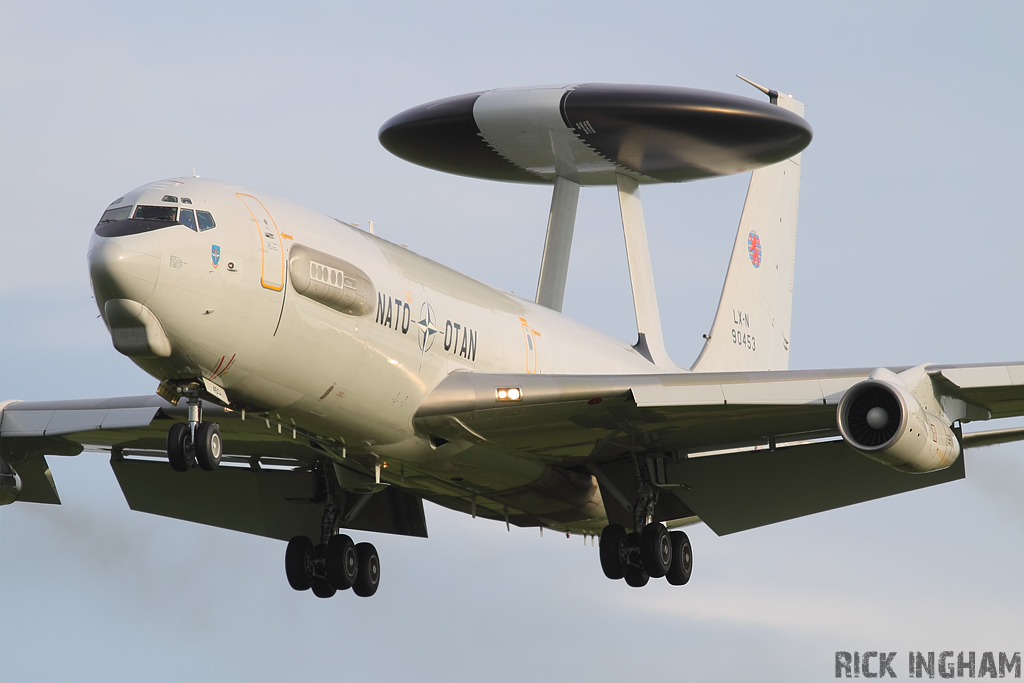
top-left (691, 88), bottom-right (805, 372)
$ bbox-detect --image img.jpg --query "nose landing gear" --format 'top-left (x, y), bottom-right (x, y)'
top-left (165, 388), bottom-right (221, 472)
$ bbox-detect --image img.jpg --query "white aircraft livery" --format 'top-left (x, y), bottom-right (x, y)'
top-left (3, 78), bottom-right (1023, 598)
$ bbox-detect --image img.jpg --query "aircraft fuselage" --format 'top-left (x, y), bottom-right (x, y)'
top-left (88, 177), bottom-right (667, 529)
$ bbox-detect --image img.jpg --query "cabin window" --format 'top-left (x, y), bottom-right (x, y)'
top-left (178, 209), bottom-right (198, 231)
top-left (197, 210), bottom-right (216, 231)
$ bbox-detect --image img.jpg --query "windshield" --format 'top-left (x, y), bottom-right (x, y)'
top-left (133, 205), bottom-right (178, 221)
top-left (179, 209), bottom-right (198, 231)
top-left (97, 206), bottom-right (132, 223)
top-left (197, 210), bottom-right (216, 231)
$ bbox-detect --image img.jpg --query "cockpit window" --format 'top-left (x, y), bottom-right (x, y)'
top-left (179, 209), bottom-right (198, 231)
top-left (196, 210), bottom-right (216, 231)
top-left (98, 206), bottom-right (132, 223)
top-left (181, 197), bottom-right (192, 204)
top-left (134, 205), bottom-right (178, 221)
top-left (161, 195), bottom-right (178, 203)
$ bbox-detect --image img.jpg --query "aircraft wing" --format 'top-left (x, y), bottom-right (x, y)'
top-left (0, 396), bottom-right (427, 540)
top-left (415, 362), bottom-right (1024, 535)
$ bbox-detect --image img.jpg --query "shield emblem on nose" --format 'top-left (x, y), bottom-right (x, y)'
top-left (211, 245), bottom-right (221, 268)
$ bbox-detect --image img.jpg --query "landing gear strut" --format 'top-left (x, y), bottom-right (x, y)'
top-left (165, 388), bottom-right (221, 472)
top-left (284, 462), bottom-right (380, 598)
top-left (598, 456), bottom-right (693, 588)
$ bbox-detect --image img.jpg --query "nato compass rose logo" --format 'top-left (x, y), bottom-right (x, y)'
top-left (417, 302), bottom-right (438, 353)
top-left (747, 231), bottom-right (762, 268)
top-left (211, 244), bottom-right (221, 268)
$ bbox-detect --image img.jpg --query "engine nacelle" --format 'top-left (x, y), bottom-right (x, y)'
top-left (0, 456), bottom-right (22, 506)
top-left (837, 379), bottom-right (960, 473)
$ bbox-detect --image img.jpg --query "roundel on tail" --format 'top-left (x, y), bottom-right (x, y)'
top-left (748, 231), bottom-right (762, 268)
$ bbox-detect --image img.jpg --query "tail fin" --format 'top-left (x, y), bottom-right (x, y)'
top-left (691, 86), bottom-right (805, 372)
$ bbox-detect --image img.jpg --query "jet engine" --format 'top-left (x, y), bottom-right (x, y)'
top-left (837, 379), bottom-right (960, 473)
top-left (0, 456), bottom-right (22, 505)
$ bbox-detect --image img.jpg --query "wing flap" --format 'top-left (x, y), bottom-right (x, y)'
top-left (111, 459), bottom-right (428, 541)
top-left (662, 440), bottom-right (965, 535)
top-left (636, 378), bottom-right (834, 407)
top-left (633, 384), bottom-right (726, 407)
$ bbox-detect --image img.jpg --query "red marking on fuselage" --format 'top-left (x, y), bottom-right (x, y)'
top-left (216, 354), bottom-right (237, 378)
top-left (209, 356), bottom-right (226, 378)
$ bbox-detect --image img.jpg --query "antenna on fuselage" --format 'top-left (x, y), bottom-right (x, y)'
top-left (192, 167), bottom-right (199, 178)
top-left (335, 218), bottom-right (376, 235)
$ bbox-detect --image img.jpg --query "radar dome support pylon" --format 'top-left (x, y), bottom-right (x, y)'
top-left (535, 176), bottom-right (580, 313)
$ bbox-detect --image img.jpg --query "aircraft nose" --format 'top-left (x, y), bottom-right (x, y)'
top-left (88, 231), bottom-right (161, 305)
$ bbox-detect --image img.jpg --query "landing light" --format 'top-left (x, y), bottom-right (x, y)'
top-left (496, 387), bottom-right (522, 402)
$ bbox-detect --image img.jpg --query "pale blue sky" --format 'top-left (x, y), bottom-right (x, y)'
top-left (2, 2), bottom-right (1023, 681)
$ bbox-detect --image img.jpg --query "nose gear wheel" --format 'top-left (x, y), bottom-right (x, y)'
top-left (164, 384), bottom-right (222, 473)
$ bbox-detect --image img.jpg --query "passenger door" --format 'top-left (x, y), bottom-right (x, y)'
top-left (236, 193), bottom-right (284, 291)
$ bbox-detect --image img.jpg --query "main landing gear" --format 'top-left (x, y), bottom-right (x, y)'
top-left (599, 523), bottom-right (692, 587)
top-left (284, 464), bottom-right (381, 599)
top-left (285, 534), bottom-right (380, 598)
top-left (598, 455), bottom-right (693, 588)
top-left (166, 392), bottom-right (222, 472)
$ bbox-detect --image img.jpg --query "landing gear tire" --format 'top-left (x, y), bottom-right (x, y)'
top-left (640, 523), bottom-right (672, 578)
top-left (285, 536), bottom-right (315, 591)
top-left (624, 565), bottom-right (649, 588)
top-left (325, 534), bottom-right (358, 590)
top-left (666, 530), bottom-right (693, 586)
top-left (311, 577), bottom-right (337, 599)
top-left (194, 422), bottom-right (222, 471)
top-left (599, 524), bottom-right (629, 580)
top-left (352, 542), bottom-right (380, 597)
top-left (167, 423), bottom-right (192, 472)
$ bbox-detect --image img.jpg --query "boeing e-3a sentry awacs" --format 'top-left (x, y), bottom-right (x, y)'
top-left (3, 77), bottom-right (1023, 597)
